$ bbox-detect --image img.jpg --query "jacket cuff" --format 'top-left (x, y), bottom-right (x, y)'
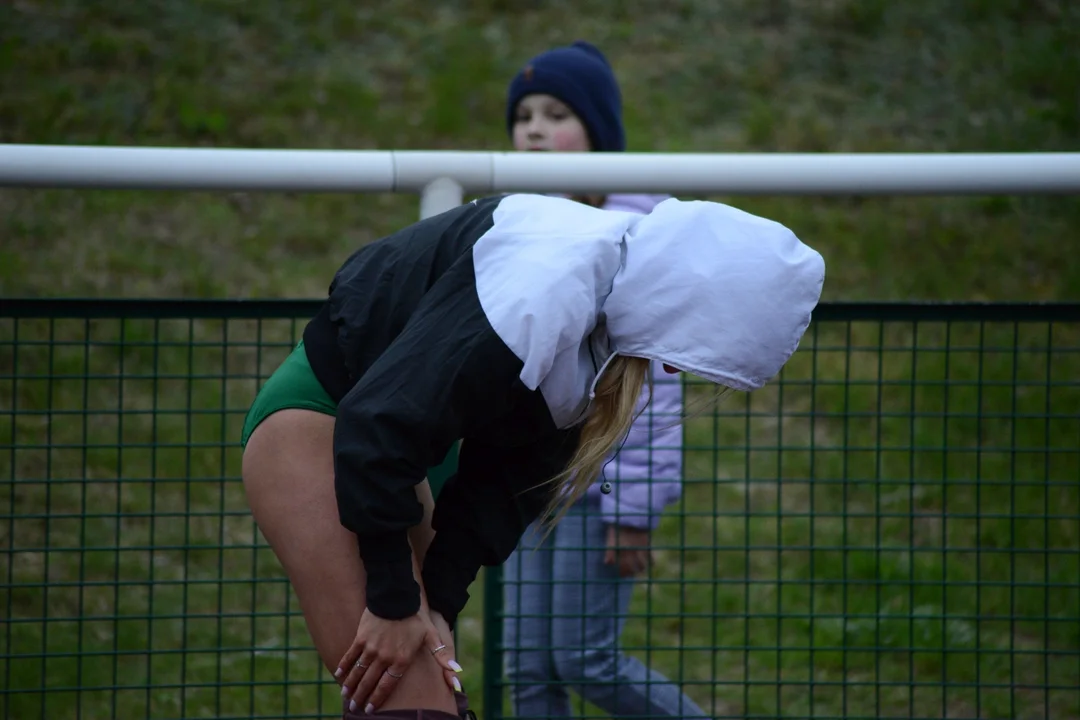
top-left (602, 499), bottom-right (659, 530)
top-left (604, 512), bottom-right (657, 530)
top-left (357, 530), bottom-right (422, 620)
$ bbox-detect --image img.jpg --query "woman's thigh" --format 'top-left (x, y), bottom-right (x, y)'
top-left (242, 408), bottom-right (454, 713)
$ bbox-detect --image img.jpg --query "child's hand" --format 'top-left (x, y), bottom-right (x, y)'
top-left (603, 524), bottom-right (652, 578)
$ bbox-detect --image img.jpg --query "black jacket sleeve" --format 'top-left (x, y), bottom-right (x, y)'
top-left (420, 427), bottom-right (580, 629)
top-left (331, 257), bottom-right (552, 621)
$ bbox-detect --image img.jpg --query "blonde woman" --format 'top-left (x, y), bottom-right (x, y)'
top-left (240, 192), bottom-right (825, 719)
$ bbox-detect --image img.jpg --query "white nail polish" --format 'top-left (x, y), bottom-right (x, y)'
top-left (452, 676), bottom-right (462, 692)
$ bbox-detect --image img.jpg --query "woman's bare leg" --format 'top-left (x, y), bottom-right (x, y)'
top-left (242, 408), bottom-right (457, 714)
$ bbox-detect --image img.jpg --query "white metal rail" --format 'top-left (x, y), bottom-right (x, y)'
top-left (2, 144), bottom-right (1079, 219)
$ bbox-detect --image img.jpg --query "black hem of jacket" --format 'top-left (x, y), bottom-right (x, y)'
top-left (303, 301), bottom-right (352, 405)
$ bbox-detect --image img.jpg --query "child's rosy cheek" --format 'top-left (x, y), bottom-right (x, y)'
top-left (553, 130), bottom-right (588, 152)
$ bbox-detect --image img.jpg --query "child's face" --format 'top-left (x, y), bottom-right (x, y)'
top-left (512, 94), bottom-right (591, 152)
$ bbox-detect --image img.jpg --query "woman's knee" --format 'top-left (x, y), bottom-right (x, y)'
top-left (376, 644), bottom-right (458, 713)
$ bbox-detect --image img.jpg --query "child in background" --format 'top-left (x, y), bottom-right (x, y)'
top-left (500, 41), bottom-right (711, 720)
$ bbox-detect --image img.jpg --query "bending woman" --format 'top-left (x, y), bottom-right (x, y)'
top-left (240, 193), bottom-right (826, 719)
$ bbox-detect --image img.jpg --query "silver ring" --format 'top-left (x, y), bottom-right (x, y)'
top-left (431, 644), bottom-right (447, 655)
top-left (354, 660), bottom-right (366, 670)
top-left (385, 668), bottom-right (403, 679)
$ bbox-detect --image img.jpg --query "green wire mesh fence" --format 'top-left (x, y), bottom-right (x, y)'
top-left (2, 299), bottom-right (1078, 720)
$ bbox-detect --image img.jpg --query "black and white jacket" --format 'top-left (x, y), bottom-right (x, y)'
top-left (302, 193), bottom-right (826, 627)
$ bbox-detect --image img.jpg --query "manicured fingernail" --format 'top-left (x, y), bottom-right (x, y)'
top-left (449, 660), bottom-right (463, 672)
top-left (334, 667), bottom-right (343, 678)
top-left (452, 676), bottom-right (462, 692)
top-left (349, 700), bottom-right (357, 712)
top-left (340, 685), bottom-right (350, 697)
top-left (364, 703), bottom-right (375, 714)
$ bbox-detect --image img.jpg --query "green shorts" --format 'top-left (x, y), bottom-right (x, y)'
top-left (241, 340), bottom-right (460, 499)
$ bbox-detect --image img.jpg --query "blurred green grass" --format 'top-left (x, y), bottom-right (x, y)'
top-left (2, 0), bottom-right (1079, 718)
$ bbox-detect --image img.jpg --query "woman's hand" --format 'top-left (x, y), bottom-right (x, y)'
top-left (334, 608), bottom-right (461, 714)
top-left (428, 609), bottom-right (463, 695)
top-left (603, 524), bottom-right (652, 578)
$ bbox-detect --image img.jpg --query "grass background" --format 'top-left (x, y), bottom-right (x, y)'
top-left (2, 0), bottom-right (1079, 718)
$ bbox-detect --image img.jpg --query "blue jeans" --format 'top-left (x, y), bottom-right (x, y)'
top-left (502, 495), bottom-right (709, 719)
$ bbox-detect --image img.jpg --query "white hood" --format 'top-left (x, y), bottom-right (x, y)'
top-left (604, 198), bottom-right (825, 391)
top-left (471, 194), bottom-right (825, 427)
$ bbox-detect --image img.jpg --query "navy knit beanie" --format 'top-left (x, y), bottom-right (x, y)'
top-left (506, 41), bottom-right (625, 153)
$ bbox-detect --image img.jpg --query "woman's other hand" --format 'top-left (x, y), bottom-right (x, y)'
top-left (428, 609), bottom-right (464, 695)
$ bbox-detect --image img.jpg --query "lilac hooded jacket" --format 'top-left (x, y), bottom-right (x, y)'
top-left (585, 193), bottom-right (684, 531)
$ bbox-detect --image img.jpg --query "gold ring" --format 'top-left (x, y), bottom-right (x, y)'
top-left (385, 669), bottom-right (403, 679)
top-left (432, 645), bottom-right (447, 655)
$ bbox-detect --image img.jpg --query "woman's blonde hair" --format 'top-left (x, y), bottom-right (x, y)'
top-left (537, 354), bottom-right (652, 531)
top-left (533, 356), bottom-right (735, 538)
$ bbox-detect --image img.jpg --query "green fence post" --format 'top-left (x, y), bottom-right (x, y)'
top-left (482, 565), bottom-right (504, 720)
